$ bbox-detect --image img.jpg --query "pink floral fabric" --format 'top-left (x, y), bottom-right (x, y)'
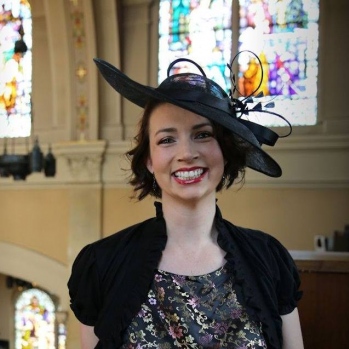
top-left (121, 265), bottom-right (267, 348)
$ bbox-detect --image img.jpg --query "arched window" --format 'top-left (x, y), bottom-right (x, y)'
top-left (14, 288), bottom-right (56, 349)
top-left (158, 0), bottom-right (319, 126)
top-left (0, 0), bottom-right (32, 138)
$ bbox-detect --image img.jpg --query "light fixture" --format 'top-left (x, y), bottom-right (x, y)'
top-left (0, 137), bottom-right (56, 180)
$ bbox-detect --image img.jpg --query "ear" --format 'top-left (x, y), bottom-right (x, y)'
top-left (146, 157), bottom-right (153, 174)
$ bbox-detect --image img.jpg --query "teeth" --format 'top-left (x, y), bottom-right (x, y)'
top-left (175, 169), bottom-right (204, 180)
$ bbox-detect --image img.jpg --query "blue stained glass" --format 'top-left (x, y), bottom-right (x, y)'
top-left (158, 0), bottom-right (233, 92)
top-left (238, 0), bottom-right (319, 126)
top-left (0, 0), bottom-right (32, 138)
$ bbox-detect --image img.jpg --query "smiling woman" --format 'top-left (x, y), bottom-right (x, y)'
top-left (145, 103), bottom-right (225, 204)
top-left (68, 57), bottom-right (304, 349)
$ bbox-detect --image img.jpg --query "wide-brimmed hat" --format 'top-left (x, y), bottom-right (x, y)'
top-left (94, 56), bottom-right (291, 177)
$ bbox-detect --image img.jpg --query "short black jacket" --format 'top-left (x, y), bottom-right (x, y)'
top-left (68, 202), bottom-right (302, 349)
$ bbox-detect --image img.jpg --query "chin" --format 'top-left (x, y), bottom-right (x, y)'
top-left (172, 189), bottom-right (216, 203)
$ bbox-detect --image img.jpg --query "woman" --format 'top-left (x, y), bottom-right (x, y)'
top-left (68, 57), bottom-right (303, 349)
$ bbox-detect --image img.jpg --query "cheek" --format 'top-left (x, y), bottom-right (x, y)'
top-left (151, 150), bottom-right (177, 178)
top-left (208, 144), bottom-right (225, 166)
top-left (146, 142), bottom-right (157, 173)
top-left (147, 147), bottom-right (167, 172)
top-left (146, 157), bottom-right (153, 173)
top-left (212, 150), bottom-right (225, 177)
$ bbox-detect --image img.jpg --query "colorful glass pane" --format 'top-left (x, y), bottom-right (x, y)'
top-left (0, 0), bottom-right (32, 138)
top-left (238, 0), bottom-right (319, 126)
top-left (158, 0), bottom-right (233, 91)
top-left (15, 288), bottom-right (56, 349)
top-left (58, 323), bottom-right (67, 349)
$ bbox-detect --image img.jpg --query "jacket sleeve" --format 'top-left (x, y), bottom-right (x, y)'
top-left (67, 243), bottom-right (102, 326)
top-left (268, 236), bottom-right (303, 315)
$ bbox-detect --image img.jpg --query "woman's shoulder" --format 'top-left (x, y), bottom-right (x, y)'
top-left (69, 215), bottom-right (165, 284)
top-left (222, 219), bottom-right (272, 244)
top-left (221, 218), bottom-right (293, 262)
top-left (88, 217), bottom-right (159, 255)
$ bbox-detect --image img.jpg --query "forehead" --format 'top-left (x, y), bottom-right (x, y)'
top-left (149, 103), bottom-right (211, 128)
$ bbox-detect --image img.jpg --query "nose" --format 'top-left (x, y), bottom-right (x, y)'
top-left (177, 139), bottom-right (198, 162)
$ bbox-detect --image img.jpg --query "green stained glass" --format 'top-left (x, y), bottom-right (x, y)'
top-left (0, 0), bottom-right (32, 138)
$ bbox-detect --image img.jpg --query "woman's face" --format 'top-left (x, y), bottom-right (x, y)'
top-left (146, 103), bottom-right (225, 204)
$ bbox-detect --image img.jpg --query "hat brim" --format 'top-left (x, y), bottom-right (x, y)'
top-left (94, 58), bottom-right (282, 177)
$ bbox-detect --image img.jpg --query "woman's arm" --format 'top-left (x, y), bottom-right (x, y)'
top-left (80, 323), bottom-right (99, 349)
top-left (281, 307), bottom-right (304, 349)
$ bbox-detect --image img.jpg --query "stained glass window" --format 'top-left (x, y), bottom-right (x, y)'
top-left (57, 322), bottom-right (67, 349)
top-left (238, 0), bottom-right (319, 126)
top-left (15, 288), bottom-right (56, 349)
top-left (159, 0), bottom-right (319, 127)
top-left (0, 0), bottom-right (32, 138)
top-left (158, 0), bottom-right (233, 91)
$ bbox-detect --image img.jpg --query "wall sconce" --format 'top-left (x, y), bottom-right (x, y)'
top-left (0, 137), bottom-right (56, 180)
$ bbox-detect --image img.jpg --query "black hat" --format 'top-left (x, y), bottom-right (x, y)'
top-left (94, 55), bottom-right (291, 177)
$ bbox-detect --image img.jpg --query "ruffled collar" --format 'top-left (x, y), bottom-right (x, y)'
top-left (215, 211), bottom-right (282, 349)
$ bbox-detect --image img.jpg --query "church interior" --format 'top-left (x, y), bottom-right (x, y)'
top-left (0, 0), bottom-right (348, 348)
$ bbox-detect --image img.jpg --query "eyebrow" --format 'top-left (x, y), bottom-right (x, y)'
top-left (154, 122), bottom-right (212, 136)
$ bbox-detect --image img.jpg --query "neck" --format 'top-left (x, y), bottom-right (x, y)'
top-left (161, 195), bottom-right (217, 244)
top-left (158, 196), bottom-right (225, 276)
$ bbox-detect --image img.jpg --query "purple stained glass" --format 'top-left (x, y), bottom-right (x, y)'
top-left (238, 0), bottom-right (319, 126)
top-left (15, 288), bottom-right (56, 349)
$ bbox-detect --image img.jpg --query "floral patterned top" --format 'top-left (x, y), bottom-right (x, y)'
top-left (121, 265), bottom-right (267, 348)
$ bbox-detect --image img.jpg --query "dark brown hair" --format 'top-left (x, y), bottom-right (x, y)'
top-left (126, 99), bottom-right (250, 200)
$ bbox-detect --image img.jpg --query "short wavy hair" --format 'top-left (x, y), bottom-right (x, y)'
top-left (126, 99), bottom-right (251, 201)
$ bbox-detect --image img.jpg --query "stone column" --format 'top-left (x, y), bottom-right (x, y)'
top-left (54, 139), bottom-right (106, 349)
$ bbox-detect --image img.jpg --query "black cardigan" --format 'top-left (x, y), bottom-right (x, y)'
top-left (68, 202), bottom-right (302, 349)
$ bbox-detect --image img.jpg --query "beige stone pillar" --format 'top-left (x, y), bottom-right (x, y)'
top-left (55, 140), bottom-right (106, 349)
top-left (121, 0), bottom-right (158, 140)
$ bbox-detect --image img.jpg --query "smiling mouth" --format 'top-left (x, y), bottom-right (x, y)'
top-left (174, 168), bottom-right (205, 181)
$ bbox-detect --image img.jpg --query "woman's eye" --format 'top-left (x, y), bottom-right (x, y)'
top-left (196, 131), bottom-right (213, 139)
top-left (158, 137), bottom-right (174, 145)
